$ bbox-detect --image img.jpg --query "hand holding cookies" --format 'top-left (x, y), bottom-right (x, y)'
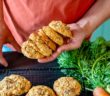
top-left (38, 22), bottom-right (87, 63)
top-left (21, 21), bottom-right (87, 63)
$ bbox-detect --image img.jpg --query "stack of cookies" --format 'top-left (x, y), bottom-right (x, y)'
top-left (21, 21), bottom-right (72, 59)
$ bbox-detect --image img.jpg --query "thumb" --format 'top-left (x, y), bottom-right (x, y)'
top-left (0, 44), bottom-right (8, 67)
top-left (77, 19), bottom-right (89, 28)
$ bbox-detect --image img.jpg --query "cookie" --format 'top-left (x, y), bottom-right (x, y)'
top-left (38, 29), bottom-right (56, 51)
top-left (26, 85), bottom-right (56, 96)
top-left (21, 40), bottom-right (44, 59)
top-left (43, 26), bottom-right (64, 46)
top-left (53, 77), bottom-right (81, 96)
top-left (49, 21), bottom-right (72, 38)
top-left (29, 33), bottom-right (52, 56)
top-left (0, 74), bottom-right (31, 96)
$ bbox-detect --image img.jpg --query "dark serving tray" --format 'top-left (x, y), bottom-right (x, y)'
top-left (0, 52), bottom-right (93, 96)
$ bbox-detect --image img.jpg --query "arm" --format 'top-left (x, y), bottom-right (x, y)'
top-left (58, 0), bottom-right (110, 51)
top-left (38, 0), bottom-right (110, 63)
top-left (77, 0), bottom-right (110, 38)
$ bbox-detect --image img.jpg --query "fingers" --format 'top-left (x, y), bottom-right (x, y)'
top-left (57, 42), bottom-right (81, 53)
top-left (77, 19), bottom-right (89, 28)
top-left (38, 41), bottom-right (81, 63)
top-left (68, 20), bottom-right (88, 30)
top-left (38, 24), bottom-right (83, 63)
top-left (39, 23), bottom-right (87, 63)
top-left (38, 51), bottom-right (60, 63)
top-left (67, 23), bottom-right (80, 31)
top-left (38, 42), bottom-right (80, 63)
top-left (0, 55), bottom-right (8, 67)
top-left (0, 43), bottom-right (8, 67)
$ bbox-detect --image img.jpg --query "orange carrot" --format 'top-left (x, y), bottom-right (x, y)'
top-left (93, 87), bottom-right (110, 96)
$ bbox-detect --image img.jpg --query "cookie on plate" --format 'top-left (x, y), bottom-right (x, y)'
top-left (26, 85), bottom-right (56, 96)
top-left (21, 40), bottom-right (44, 59)
top-left (53, 77), bottom-right (81, 96)
top-left (0, 74), bottom-right (31, 96)
top-left (43, 26), bottom-right (64, 46)
top-left (49, 21), bottom-right (72, 38)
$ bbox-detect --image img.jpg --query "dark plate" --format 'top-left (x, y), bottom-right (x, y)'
top-left (0, 52), bottom-right (93, 96)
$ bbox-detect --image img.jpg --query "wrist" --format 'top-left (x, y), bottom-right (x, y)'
top-left (77, 19), bottom-right (93, 39)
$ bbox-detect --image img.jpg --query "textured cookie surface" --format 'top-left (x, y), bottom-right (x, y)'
top-left (29, 33), bottom-right (52, 56)
top-left (43, 26), bottom-right (64, 46)
top-left (38, 29), bottom-right (56, 51)
top-left (49, 21), bottom-right (72, 38)
top-left (21, 20), bottom-right (72, 59)
top-left (53, 77), bottom-right (81, 96)
top-left (21, 40), bottom-right (44, 59)
top-left (26, 85), bottom-right (56, 96)
top-left (0, 74), bottom-right (31, 96)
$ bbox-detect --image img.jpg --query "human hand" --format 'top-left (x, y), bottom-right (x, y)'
top-left (0, 24), bottom-right (21, 67)
top-left (38, 23), bottom-right (88, 63)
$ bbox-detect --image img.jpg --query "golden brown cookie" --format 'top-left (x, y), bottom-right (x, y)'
top-left (26, 85), bottom-right (56, 96)
top-left (21, 40), bottom-right (44, 59)
top-left (0, 74), bottom-right (31, 96)
top-left (49, 21), bottom-right (72, 38)
top-left (43, 26), bottom-right (64, 46)
top-left (0, 91), bottom-right (11, 96)
top-left (53, 77), bottom-right (81, 96)
top-left (29, 33), bottom-right (52, 56)
top-left (38, 29), bottom-right (56, 51)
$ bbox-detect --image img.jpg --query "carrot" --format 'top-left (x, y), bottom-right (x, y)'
top-left (93, 87), bottom-right (110, 96)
